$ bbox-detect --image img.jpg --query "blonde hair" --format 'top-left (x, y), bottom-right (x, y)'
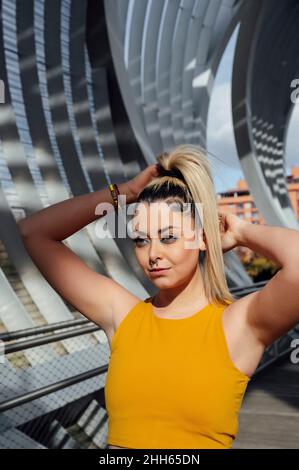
top-left (136, 144), bottom-right (235, 307)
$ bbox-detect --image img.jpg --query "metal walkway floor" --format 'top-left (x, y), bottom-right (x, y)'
top-left (233, 357), bottom-right (299, 448)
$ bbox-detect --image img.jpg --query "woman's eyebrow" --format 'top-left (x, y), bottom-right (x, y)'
top-left (135, 225), bottom-right (179, 236)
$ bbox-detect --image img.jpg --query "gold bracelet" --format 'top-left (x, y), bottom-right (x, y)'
top-left (109, 183), bottom-right (121, 212)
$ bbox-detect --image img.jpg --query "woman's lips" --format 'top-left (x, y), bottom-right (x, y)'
top-left (149, 268), bottom-right (171, 276)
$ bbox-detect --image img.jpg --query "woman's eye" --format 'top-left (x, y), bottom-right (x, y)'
top-left (132, 237), bottom-right (146, 246)
top-left (132, 235), bottom-right (177, 245)
top-left (161, 235), bottom-right (177, 243)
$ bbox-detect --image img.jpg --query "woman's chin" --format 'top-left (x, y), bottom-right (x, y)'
top-left (150, 278), bottom-right (173, 286)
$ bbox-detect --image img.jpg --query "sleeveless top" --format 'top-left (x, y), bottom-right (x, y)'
top-left (104, 297), bottom-right (251, 449)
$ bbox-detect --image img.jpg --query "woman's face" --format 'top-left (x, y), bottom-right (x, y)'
top-left (129, 201), bottom-right (205, 288)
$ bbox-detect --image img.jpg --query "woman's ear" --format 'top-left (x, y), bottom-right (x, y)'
top-left (200, 228), bottom-right (207, 251)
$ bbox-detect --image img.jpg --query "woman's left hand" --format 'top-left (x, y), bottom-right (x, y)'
top-left (218, 211), bottom-right (248, 253)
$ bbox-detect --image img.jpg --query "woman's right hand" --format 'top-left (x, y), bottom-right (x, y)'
top-left (126, 164), bottom-right (160, 202)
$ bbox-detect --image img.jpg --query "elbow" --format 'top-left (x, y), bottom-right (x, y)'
top-left (17, 219), bottom-right (57, 241)
top-left (17, 219), bottom-right (33, 239)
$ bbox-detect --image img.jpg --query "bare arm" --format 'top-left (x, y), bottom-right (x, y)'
top-left (17, 182), bottom-right (139, 331)
top-left (18, 183), bottom-right (134, 241)
top-left (237, 221), bottom-right (299, 346)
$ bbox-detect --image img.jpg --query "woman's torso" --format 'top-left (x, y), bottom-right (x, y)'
top-left (105, 295), bottom-right (265, 449)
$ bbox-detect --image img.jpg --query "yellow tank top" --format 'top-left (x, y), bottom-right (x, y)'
top-left (104, 297), bottom-right (251, 449)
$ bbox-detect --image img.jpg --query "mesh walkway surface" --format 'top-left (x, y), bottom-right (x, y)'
top-left (234, 358), bottom-right (299, 448)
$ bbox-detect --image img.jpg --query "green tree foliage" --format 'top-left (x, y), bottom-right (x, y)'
top-left (243, 253), bottom-right (280, 283)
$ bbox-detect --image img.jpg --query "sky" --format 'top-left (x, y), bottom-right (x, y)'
top-left (207, 25), bottom-right (299, 194)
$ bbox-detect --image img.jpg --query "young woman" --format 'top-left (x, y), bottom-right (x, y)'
top-left (18, 144), bottom-right (299, 449)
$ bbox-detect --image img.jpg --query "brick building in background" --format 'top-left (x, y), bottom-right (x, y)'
top-left (217, 167), bottom-right (299, 266)
top-left (217, 166), bottom-right (299, 223)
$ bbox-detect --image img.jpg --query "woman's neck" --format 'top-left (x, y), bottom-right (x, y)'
top-left (153, 265), bottom-right (208, 310)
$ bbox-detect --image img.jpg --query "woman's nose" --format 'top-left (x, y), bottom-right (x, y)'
top-left (148, 241), bottom-right (162, 261)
